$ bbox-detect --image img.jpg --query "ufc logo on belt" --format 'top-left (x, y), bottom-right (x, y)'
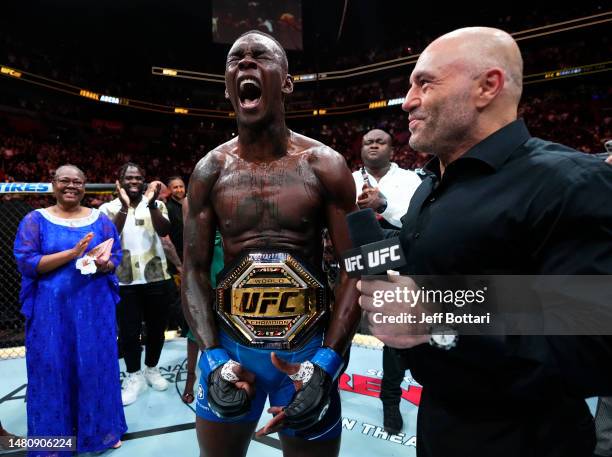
top-left (231, 289), bottom-right (308, 317)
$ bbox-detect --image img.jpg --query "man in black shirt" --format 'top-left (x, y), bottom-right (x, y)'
top-left (358, 26), bottom-right (612, 457)
top-left (165, 175), bottom-right (200, 402)
top-left (164, 176), bottom-right (186, 334)
top-left (166, 176), bottom-right (186, 265)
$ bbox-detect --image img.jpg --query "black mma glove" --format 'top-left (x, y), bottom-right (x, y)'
top-left (283, 364), bottom-right (333, 430)
top-left (282, 347), bottom-right (343, 431)
top-left (200, 348), bottom-right (251, 419)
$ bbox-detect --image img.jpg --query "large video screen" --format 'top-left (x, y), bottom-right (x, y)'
top-left (212, 0), bottom-right (303, 51)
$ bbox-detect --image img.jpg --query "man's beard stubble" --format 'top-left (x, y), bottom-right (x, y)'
top-left (409, 95), bottom-right (475, 156)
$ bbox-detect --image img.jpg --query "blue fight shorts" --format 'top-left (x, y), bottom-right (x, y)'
top-left (195, 331), bottom-right (342, 441)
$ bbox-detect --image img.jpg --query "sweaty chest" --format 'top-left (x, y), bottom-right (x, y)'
top-left (213, 159), bottom-right (323, 234)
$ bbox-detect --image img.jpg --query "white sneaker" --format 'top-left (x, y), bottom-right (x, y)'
top-left (121, 371), bottom-right (147, 406)
top-left (144, 366), bottom-right (169, 391)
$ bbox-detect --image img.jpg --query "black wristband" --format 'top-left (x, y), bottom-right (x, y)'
top-left (147, 200), bottom-right (157, 209)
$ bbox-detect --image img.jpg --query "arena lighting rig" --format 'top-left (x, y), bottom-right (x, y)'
top-left (2, 59), bottom-right (610, 120)
top-left (1, 12), bottom-right (610, 119)
top-left (153, 11), bottom-right (612, 83)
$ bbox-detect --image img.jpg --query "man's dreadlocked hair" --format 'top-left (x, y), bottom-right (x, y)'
top-left (118, 162), bottom-right (145, 180)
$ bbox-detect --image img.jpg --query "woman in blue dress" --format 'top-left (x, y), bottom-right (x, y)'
top-left (13, 165), bottom-right (127, 455)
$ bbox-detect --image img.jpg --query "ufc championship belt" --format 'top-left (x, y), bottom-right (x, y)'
top-left (215, 251), bottom-right (328, 350)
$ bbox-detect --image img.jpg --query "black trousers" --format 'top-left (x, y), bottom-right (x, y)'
top-left (165, 275), bottom-right (186, 333)
top-left (117, 280), bottom-right (172, 373)
top-left (380, 345), bottom-right (405, 408)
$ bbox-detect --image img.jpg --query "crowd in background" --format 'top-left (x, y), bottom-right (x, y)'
top-left (0, 3), bottom-right (610, 208)
top-left (1, 85), bottom-right (610, 209)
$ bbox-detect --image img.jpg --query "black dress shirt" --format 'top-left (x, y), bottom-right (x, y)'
top-left (397, 119), bottom-right (612, 457)
top-left (166, 197), bottom-right (184, 261)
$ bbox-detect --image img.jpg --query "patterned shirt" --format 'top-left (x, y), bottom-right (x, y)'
top-left (99, 198), bottom-right (171, 285)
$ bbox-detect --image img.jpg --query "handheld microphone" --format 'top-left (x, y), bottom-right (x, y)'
top-left (360, 167), bottom-right (372, 188)
top-left (341, 209), bottom-right (406, 277)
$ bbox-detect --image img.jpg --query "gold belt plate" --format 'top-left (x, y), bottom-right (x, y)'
top-left (215, 252), bottom-right (327, 350)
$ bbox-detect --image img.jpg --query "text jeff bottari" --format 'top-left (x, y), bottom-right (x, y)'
top-left (373, 312), bottom-right (491, 325)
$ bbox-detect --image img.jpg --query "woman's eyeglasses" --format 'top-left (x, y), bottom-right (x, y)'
top-left (55, 178), bottom-right (85, 188)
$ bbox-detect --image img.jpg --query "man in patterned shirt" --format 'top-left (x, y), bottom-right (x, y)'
top-left (100, 162), bottom-right (173, 406)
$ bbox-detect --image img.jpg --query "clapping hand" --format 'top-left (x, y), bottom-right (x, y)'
top-left (70, 232), bottom-right (94, 259)
top-left (91, 240), bottom-right (114, 273)
top-left (115, 180), bottom-right (130, 208)
top-left (144, 181), bottom-right (163, 206)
